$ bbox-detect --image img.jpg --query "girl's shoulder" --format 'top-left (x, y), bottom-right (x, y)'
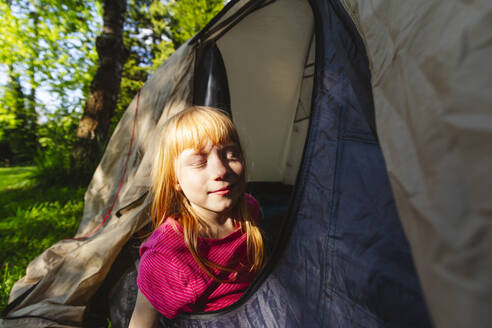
top-left (137, 218), bottom-right (198, 319)
top-left (140, 217), bottom-right (186, 257)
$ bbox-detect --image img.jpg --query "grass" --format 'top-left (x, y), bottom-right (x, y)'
top-left (0, 166), bottom-right (85, 311)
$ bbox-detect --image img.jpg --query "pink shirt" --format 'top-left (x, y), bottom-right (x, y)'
top-left (137, 194), bottom-right (260, 319)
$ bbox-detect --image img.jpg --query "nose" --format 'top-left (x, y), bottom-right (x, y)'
top-left (209, 153), bottom-right (227, 180)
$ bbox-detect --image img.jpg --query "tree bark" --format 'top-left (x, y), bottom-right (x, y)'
top-left (74, 0), bottom-right (128, 166)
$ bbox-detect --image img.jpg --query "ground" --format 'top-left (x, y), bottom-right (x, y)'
top-left (0, 166), bottom-right (85, 310)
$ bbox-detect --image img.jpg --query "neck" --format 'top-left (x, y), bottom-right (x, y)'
top-left (190, 204), bottom-right (230, 225)
top-left (190, 205), bottom-right (236, 239)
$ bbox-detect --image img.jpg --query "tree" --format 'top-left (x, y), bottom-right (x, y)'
top-left (0, 0), bottom-right (225, 171)
top-left (0, 69), bottom-right (37, 164)
top-left (0, 0), bottom-right (100, 164)
top-left (72, 0), bottom-right (225, 168)
top-left (0, 0), bottom-right (37, 163)
top-left (109, 0), bottom-right (225, 134)
top-left (73, 0), bottom-right (128, 168)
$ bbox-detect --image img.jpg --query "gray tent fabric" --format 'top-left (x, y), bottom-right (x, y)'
top-left (342, 1), bottom-right (492, 327)
top-left (2, 0), bottom-right (491, 327)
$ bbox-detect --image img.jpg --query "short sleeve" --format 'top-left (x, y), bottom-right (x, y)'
top-left (137, 248), bottom-right (197, 319)
top-left (245, 193), bottom-right (260, 222)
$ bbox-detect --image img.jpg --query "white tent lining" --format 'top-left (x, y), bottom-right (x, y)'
top-left (217, 0), bottom-right (314, 182)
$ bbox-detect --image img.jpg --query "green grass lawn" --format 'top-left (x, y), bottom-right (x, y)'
top-left (0, 166), bottom-right (85, 311)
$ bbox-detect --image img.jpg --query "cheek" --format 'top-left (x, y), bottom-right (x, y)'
top-left (177, 169), bottom-right (194, 188)
top-left (230, 161), bottom-right (244, 177)
top-left (175, 164), bottom-right (191, 191)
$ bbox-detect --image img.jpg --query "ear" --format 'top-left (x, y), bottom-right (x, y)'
top-left (175, 182), bottom-right (181, 191)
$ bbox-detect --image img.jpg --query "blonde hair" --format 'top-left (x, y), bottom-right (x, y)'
top-left (151, 106), bottom-right (265, 282)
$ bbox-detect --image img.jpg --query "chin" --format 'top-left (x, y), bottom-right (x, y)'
top-left (215, 203), bottom-right (234, 214)
top-left (213, 199), bottom-right (237, 214)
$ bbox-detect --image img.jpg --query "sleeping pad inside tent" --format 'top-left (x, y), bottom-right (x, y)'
top-left (2, 0), bottom-right (491, 327)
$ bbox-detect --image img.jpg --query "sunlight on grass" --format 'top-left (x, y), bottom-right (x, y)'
top-left (0, 166), bottom-right (85, 311)
top-left (0, 166), bottom-right (35, 190)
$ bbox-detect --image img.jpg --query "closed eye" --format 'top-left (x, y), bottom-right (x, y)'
top-left (191, 161), bottom-right (207, 168)
top-left (223, 147), bottom-right (242, 161)
top-left (226, 153), bottom-right (241, 162)
top-left (186, 154), bottom-right (207, 168)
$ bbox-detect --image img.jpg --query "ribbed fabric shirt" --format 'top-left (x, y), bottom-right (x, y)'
top-left (137, 194), bottom-right (260, 319)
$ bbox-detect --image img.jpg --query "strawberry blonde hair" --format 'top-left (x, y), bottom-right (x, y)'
top-left (151, 106), bottom-right (265, 282)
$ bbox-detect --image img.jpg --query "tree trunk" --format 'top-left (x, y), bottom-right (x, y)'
top-left (74, 0), bottom-right (128, 167)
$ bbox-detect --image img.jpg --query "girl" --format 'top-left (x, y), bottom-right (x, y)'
top-left (129, 106), bottom-right (265, 327)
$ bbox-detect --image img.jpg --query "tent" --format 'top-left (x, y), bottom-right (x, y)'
top-left (2, 0), bottom-right (491, 327)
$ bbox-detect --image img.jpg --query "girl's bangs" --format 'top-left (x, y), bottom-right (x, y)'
top-left (173, 109), bottom-right (237, 153)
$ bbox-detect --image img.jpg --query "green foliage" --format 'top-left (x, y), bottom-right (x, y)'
top-left (166, 0), bottom-right (224, 47)
top-left (33, 107), bottom-right (93, 186)
top-left (146, 0), bottom-right (176, 69)
top-left (0, 0), bottom-right (101, 103)
top-left (0, 0), bottom-right (227, 171)
top-left (0, 166), bottom-right (85, 310)
top-left (111, 0), bottom-right (166, 133)
top-left (0, 71), bottom-right (38, 164)
top-left (110, 0), bottom-right (225, 135)
top-left (0, 0), bottom-right (101, 165)
top-left (1, 0), bottom-right (225, 170)
top-left (0, 166), bottom-right (34, 190)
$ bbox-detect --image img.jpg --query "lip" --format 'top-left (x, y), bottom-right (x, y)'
top-left (210, 186), bottom-right (231, 195)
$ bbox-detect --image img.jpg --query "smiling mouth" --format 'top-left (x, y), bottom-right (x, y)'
top-left (210, 186), bottom-right (231, 195)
